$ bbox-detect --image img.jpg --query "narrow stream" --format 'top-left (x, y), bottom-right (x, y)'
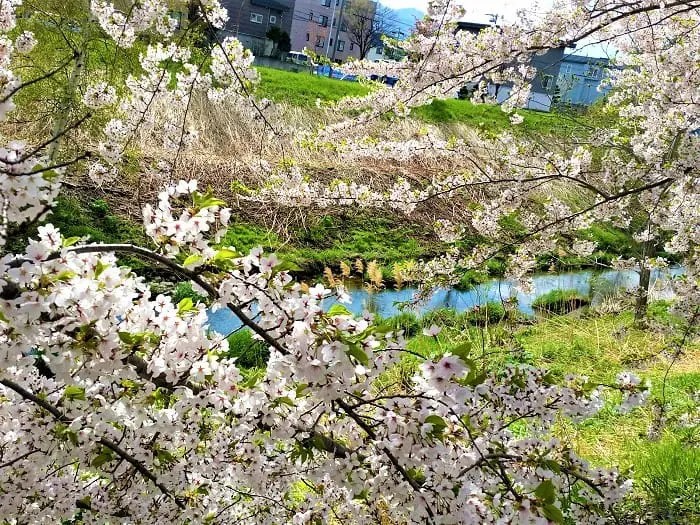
top-left (208, 267), bottom-right (685, 335)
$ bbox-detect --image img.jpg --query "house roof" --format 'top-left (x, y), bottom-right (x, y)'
top-left (251, 0), bottom-right (290, 12)
top-left (562, 54), bottom-right (612, 65)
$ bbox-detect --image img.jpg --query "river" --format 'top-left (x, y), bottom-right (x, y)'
top-left (207, 267), bottom-right (684, 335)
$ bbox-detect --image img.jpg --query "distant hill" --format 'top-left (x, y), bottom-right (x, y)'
top-left (385, 7), bottom-right (424, 37)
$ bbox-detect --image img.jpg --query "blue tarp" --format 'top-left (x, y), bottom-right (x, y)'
top-left (313, 65), bottom-right (397, 86)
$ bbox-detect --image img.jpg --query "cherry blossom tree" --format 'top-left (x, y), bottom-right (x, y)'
top-left (0, 1), bottom-right (685, 524)
top-left (262, 0), bottom-right (700, 327)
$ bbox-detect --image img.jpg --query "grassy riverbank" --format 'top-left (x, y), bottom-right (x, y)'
top-left (227, 303), bottom-right (700, 524)
top-left (254, 66), bottom-right (585, 136)
top-left (12, 196), bottom-right (642, 287)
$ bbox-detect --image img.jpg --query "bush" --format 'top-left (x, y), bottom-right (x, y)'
top-left (377, 311), bottom-right (421, 337)
top-left (454, 270), bottom-right (488, 290)
top-left (421, 308), bottom-right (462, 329)
top-left (172, 282), bottom-right (208, 305)
top-left (226, 330), bottom-right (270, 369)
top-left (532, 289), bottom-right (590, 314)
top-left (635, 440), bottom-right (700, 523)
top-left (464, 302), bottom-right (507, 325)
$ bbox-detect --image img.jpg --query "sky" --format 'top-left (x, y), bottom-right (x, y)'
top-left (380, 0), bottom-right (555, 24)
top-left (381, 0), bottom-right (615, 58)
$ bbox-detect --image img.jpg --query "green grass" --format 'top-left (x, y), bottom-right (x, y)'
top-left (385, 305), bottom-right (700, 520)
top-left (281, 215), bottom-right (436, 277)
top-left (4, 195), bottom-right (150, 271)
top-left (411, 98), bottom-right (584, 136)
top-left (218, 214), bottom-right (435, 279)
top-left (256, 66), bottom-right (371, 107)
top-left (376, 311), bottom-right (421, 338)
top-left (631, 438), bottom-right (700, 523)
top-left (225, 330), bottom-right (270, 370)
top-left (255, 67), bottom-right (589, 140)
top-left (532, 289), bottom-right (591, 314)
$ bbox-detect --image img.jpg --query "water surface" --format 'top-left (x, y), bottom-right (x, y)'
top-left (208, 268), bottom-right (684, 335)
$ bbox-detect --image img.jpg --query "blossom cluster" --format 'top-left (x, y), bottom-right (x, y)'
top-left (0, 181), bottom-right (649, 523)
top-left (0, 1), bottom-right (694, 524)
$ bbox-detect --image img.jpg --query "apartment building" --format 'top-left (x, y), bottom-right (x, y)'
top-left (219, 0), bottom-right (294, 56)
top-left (289, 0), bottom-right (362, 62)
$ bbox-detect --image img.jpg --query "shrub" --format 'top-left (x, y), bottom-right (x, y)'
top-left (421, 308), bottom-right (462, 329)
top-left (226, 330), bottom-right (270, 369)
top-left (532, 289), bottom-right (590, 314)
top-left (377, 311), bottom-right (421, 337)
top-left (464, 302), bottom-right (507, 325)
top-left (172, 282), bottom-right (208, 305)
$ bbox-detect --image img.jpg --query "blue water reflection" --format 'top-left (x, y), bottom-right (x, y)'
top-left (208, 268), bottom-right (684, 335)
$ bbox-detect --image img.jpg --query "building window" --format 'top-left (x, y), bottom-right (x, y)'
top-left (250, 12), bottom-right (263, 23)
top-left (350, 42), bottom-right (354, 51)
top-left (269, 15), bottom-right (277, 24)
top-left (318, 15), bottom-right (328, 27)
top-left (340, 21), bottom-right (348, 32)
top-left (309, 11), bottom-right (313, 20)
top-left (541, 74), bottom-right (553, 90)
top-left (586, 66), bottom-right (601, 78)
top-left (321, 0), bottom-right (331, 6)
top-left (306, 32), bottom-right (310, 42)
top-left (337, 40), bottom-right (345, 51)
top-left (315, 35), bottom-right (325, 47)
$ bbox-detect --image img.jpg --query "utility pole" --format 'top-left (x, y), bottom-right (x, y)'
top-left (330, 0), bottom-right (346, 63)
top-left (325, 0), bottom-right (339, 58)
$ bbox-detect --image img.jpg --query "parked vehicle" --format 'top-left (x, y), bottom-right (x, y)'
top-left (285, 51), bottom-right (313, 66)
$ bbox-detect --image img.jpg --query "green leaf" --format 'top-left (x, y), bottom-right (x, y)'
top-left (328, 304), bottom-right (352, 317)
top-left (542, 503), bottom-right (564, 523)
top-left (54, 270), bottom-right (76, 282)
top-left (62, 236), bottom-right (81, 247)
top-left (193, 190), bottom-right (226, 209)
top-left (535, 479), bottom-right (556, 504)
top-left (424, 414), bottom-right (447, 438)
top-left (353, 489), bottom-right (369, 501)
top-left (155, 448), bottom-right (176, 466)
top-left (464, 370), bottom-right (487, 387)
top-left (177, 297), bottom-right (195, 315)
top-left (452, 342), bottom-right (472, 362)
top-left (274, 260), bottom-right (302, 273)
top-left (118, 331), bottom-right (136, 345)
top-left (94, 260), bottom-right (108, 278)
top-left (406, 467), bottom-right (426, 485)
top-left (183, 254), bottom-right (203, 267)
top-left (42, 169), bottom-right (60, 182)
top-left (91, 448), bottom-right (115, 468)
top-left (274, 396), bottom-right (295, 407)
top-left (346, 343), bottom-right (369, 366)
top-left (295, 383), bottom-right (309, 397)
top-left (211, 249), bottom-right (239, 262)
top-left (63, 385), bottom-right (86, 401)
top-left (543, 460), bottom-right (562, 474)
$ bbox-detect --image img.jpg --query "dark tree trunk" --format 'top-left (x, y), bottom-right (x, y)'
top-left (635, 264), bottom-right (651, 324)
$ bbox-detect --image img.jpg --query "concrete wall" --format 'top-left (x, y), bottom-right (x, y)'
top-left (487, 85), bottom-right (553, 112)
top-left (253, 56), bottom-right (314, 73)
